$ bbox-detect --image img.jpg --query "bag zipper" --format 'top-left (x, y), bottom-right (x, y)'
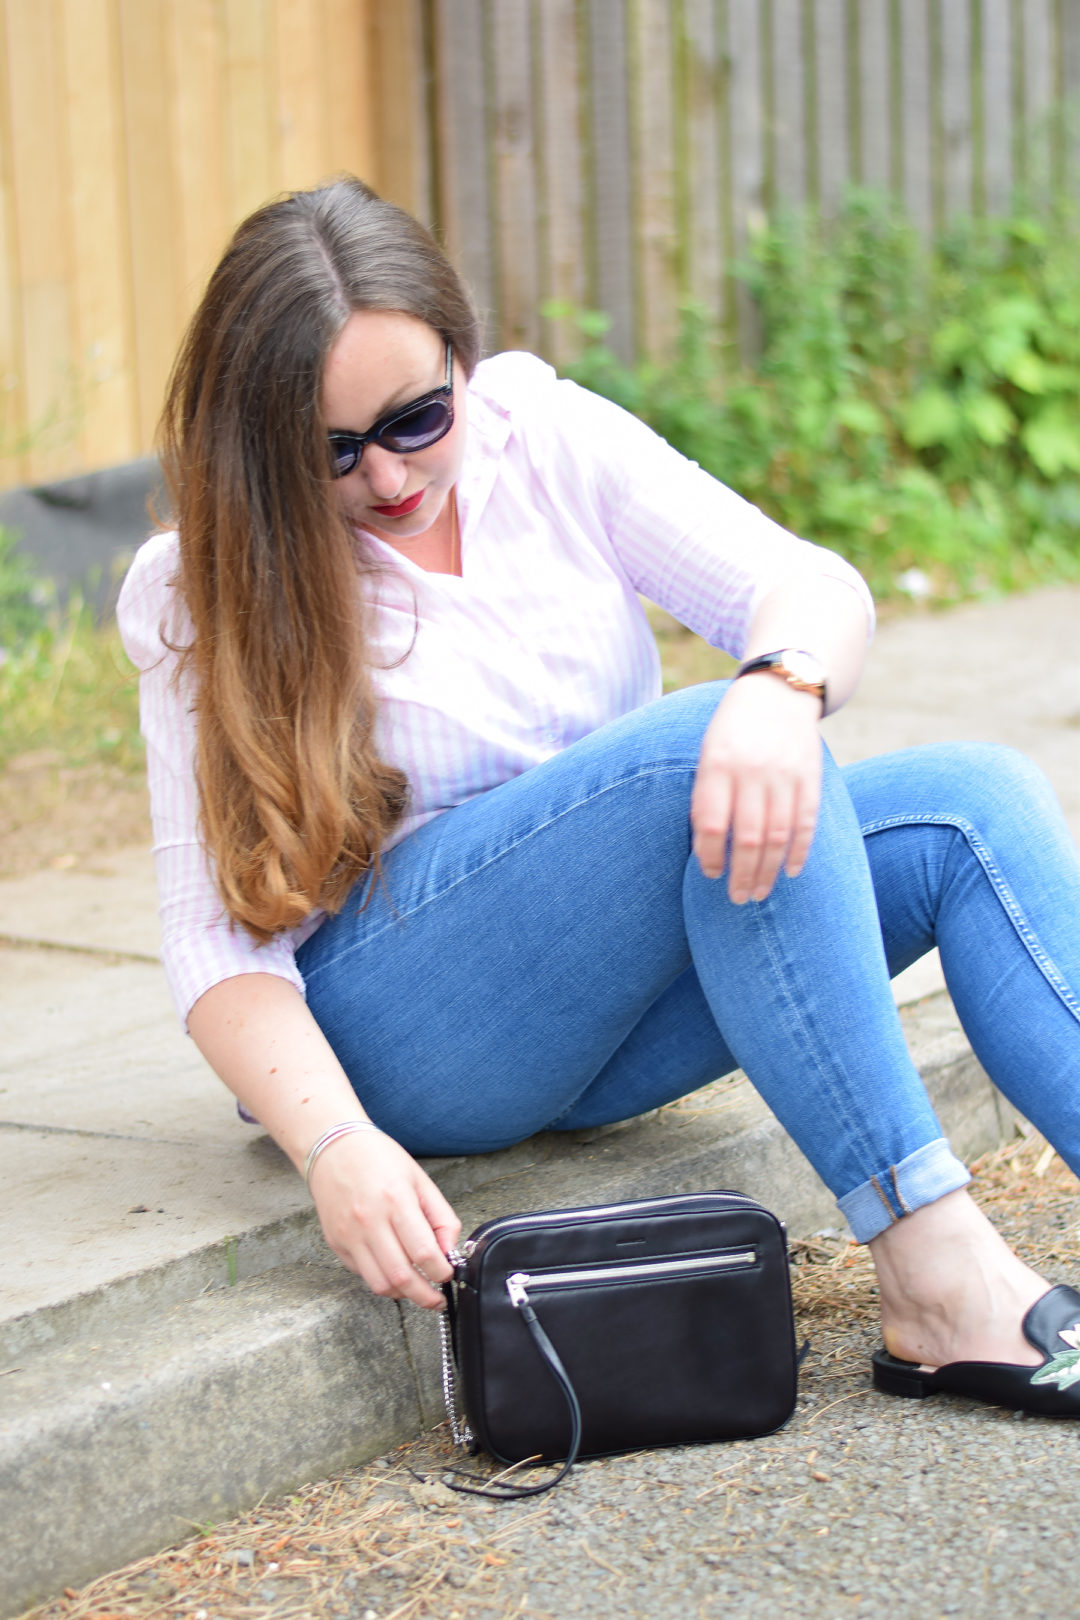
top-left (505, 1247), bottom-right (757, 1307)
top-left (452, 1190), bottom-right (765, 1272)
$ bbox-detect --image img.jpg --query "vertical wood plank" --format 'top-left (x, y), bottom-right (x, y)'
top-left (322, 0), bottom-right (376, 183)
top-left (369, 0), bottom-right (428, 217)
top-left (1021, 0), bottom-right (1054, 193)
top-left (0, 0), bottom-right (26, 484)
top-left (681, 0), bottom-right (723, 320)
top-left (223, 0), bottom-right (277, 221)
top-left (275, 0), bottom-right (327, 195)
top-left (814, 0), bottom-right (849, 215)
top-left (630, 0), bottom-right (677, 359)
top-left (169, 0), bottom-right (229, 318)
top-left (1051, 0), bottom-right (1066, 195)
top-left (857, 0), bottom-right (891, 190)
top-left (118, 0), bottom-right (184, 452)
top-left (939, 0), bottom-right (973, 218)
top-left (898, 0), bottom-right (932, 229)
top-left (1061, 0), bottom-right (1080, 194)
top-left (726, 0), bottom-right (766, 355)
top-left (61, 0), bottom-right (138, 471)
top-left (981, 0), bottom-right (1013, 213)
top-left (533, 0), bottom-right (586, 364)
top-left (770, 0), bottom-right (806, 207)
top-left (584, 0), bottom-right (636, 362)
top-left (0, 0), bottom-right (385, 489)
top-left (435, 0), bottom-right (496, 350)
top-left (6, 0), bottom-right (76, 481)
top-left (490, 1), bottom-right (539, 351)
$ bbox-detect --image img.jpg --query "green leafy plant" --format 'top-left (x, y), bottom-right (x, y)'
top-left (553, 192), bottom-right (1080, 604)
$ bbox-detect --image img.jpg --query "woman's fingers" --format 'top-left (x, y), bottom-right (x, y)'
top-left (694, 678), bottom-right (824, 903)
top-left (690, 753), bottom-right (733, 880)
top-left (418, 1176), bottom-right (463, 1258)
top-left (784, 761), bottom-right (822, 879)
top-left (732, 778), bottom-right (797, 904)
top-left (724, 775), bottom-right (767, 903)
top-left (340, 1213), bottom-right (448, 1310)
top-left (311, 1134), bottom-right (461, 1310)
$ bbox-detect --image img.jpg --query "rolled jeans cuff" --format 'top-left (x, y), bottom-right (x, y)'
top-left (836, 1138), bottom-right (972, 1243)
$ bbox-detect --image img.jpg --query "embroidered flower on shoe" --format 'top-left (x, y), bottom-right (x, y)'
top-left (1030, 1322), bottom-right (1080, 1391)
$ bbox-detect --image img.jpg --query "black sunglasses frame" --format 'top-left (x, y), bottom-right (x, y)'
top-left (327, 343), bottom-right (454, 478)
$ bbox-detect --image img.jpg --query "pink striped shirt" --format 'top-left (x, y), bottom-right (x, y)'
top-left (118, 352), bottom-right (873, 1025)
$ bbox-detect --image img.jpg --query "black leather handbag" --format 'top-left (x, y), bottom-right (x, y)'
top-left (438, 1189), bottom-right (798, 1497)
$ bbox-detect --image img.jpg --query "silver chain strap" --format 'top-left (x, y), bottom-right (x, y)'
top-left (440, 1249), bottom-right (473, 1449)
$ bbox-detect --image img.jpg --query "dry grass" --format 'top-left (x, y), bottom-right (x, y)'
top-left (0, 751), bottom-right (150, 877)
top-left (19, 1129), bottom-right (1079, 1620)
top-left (0, 606), bottom-right (147, 876)
top-left (23, 1456), bottom-right (542, 1620)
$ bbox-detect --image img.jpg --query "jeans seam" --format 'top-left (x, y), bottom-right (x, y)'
top-left (302, 760), bottom-right (697, 982)
top-left (860, 810), bottom-right (1080, 1025)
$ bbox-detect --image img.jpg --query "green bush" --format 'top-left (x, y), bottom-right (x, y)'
top-left (552, 192), bottom-right (1080, 603)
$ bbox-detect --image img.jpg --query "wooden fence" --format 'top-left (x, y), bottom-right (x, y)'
top-left (0, 0), bottom-right (381, 490)
top-left (417, 0), bottom-right (1080, 369)
top-left (2, 0), bottom-right (1080, 492)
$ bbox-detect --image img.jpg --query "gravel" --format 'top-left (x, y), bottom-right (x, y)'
top-left (24, 1131), bottom-right (1080, 1620)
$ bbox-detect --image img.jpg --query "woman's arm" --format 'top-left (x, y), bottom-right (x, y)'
top-left (188, 973), bottom-right (460, 1309)
top-left (691, 571), bottom-right (870, 902)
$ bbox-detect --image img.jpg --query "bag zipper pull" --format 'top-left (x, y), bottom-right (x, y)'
top-left (506, 1272), bottom-right (531, 1307)
top-left (446, 1242), bottom-right (474, 1279)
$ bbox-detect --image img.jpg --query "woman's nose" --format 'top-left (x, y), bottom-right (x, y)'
top-left (361, 444), bottom-right (407, 500)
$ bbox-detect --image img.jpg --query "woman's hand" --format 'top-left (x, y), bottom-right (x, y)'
top-left (187, 976), bottom-right (462, 1312)
top-left (691, 673), bottom-right (823, 903)
top-left (308, 1128), bottom-right (462, 1310)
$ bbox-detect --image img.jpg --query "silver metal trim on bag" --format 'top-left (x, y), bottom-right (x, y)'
top-left (505, 1248), bottom-right (757, 1304)
top-left (441, 1245), bottom-right (475, 1449)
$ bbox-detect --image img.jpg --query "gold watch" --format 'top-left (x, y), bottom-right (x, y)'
top-left (733, 648), bottom-right (827, 709)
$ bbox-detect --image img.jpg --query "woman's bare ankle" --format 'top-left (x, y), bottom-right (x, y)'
top-left (867, 1188), bottom-right (1048, 1370)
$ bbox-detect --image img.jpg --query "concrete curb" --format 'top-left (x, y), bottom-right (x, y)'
top-left (0, 992), bottom-right (1018, 1617)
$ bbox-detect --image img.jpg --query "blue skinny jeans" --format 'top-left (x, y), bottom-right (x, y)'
top-left (296, 683), bottom-right (1080, 1242)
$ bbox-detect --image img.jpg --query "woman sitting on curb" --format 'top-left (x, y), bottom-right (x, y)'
top-left (119, 176), bottom-right (1080, 1414)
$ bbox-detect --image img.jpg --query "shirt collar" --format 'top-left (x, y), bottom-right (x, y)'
top-left (455, 371), bottom-right (513, 545)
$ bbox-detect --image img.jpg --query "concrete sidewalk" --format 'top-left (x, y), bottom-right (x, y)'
top-left (2, 585), bottom-right (1078, 1616)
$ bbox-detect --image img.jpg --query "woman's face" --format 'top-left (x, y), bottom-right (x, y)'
top-left (322, 308), bottom-right (466, 540)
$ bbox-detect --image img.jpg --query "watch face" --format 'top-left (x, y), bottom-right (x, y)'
top-left (782, 650), bottom-right (826, 690)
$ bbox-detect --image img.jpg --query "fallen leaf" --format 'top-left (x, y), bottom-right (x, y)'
top-left (1035, 1142), bottom-right (1057, 1178)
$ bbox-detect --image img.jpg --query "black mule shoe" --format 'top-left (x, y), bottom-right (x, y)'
top-left (872, 1284), bottom-right (1080, 1416)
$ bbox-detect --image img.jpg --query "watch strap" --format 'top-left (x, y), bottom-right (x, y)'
top-left (733, 649), bottom-right (827, 709)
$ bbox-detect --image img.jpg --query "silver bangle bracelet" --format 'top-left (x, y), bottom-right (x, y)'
top-left (303, 1119), bottom-right (384, 1193)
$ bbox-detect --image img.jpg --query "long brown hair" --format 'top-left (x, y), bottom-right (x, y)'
top-left (159, 176), bottom-right (480, 942)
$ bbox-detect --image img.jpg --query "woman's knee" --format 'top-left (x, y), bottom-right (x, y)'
top-left (843, 741), bottom-right (1064, 841)
top-left (624, 679), bottom-right (730, 762)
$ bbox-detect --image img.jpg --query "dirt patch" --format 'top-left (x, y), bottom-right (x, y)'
top-left (0, 754), bottom-right (149, 878)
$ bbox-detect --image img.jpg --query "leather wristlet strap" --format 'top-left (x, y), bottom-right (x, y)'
top-left (440, 1287), bottom-right (584, 1500)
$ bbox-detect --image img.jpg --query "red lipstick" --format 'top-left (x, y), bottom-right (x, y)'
top-left (371, 489), bottom-right (425, 518)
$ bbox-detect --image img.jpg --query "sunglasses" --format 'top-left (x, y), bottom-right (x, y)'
top-left (327, 343), bottom-right (454, 478)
